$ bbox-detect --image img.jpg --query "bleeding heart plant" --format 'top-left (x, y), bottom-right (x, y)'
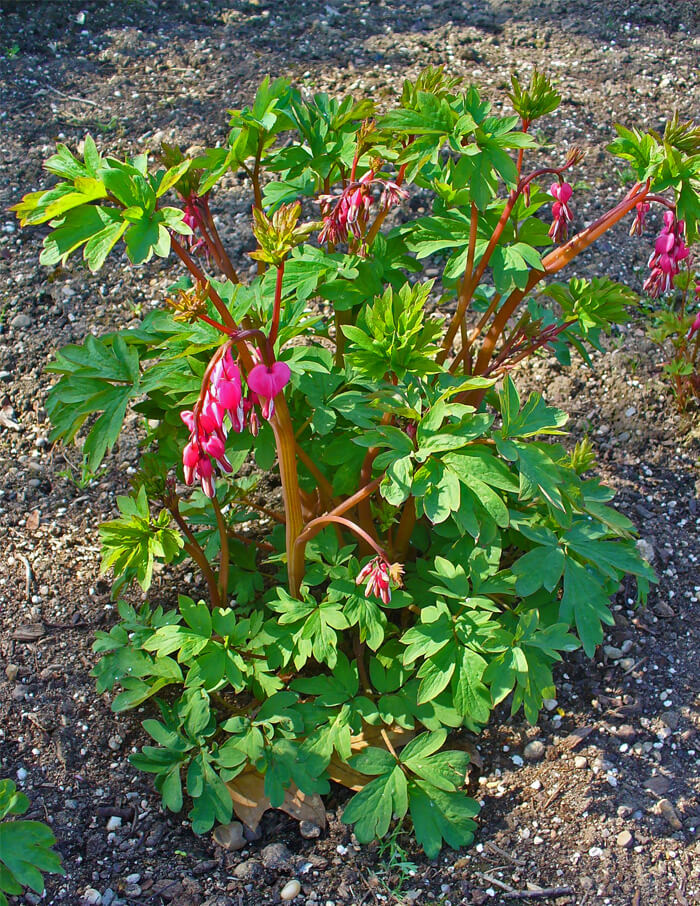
top-left (14, 69), bottom-right (698, 857)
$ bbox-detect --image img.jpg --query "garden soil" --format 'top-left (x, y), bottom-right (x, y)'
top-left (0, 1), bottom-right (699, 905)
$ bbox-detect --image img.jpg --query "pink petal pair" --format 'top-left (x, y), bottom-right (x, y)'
top-left (247, 361), bottom-right (291, 420)
top-left (551, 182), bottom-right (573, 204)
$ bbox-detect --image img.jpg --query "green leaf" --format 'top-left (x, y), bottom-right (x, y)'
top-left (401, 733), bottom-right (471, 792)
top-left (39, 205), bottom-right (125, 269)
top-left (125, 214), bottom-right (171, 264)
top-left (512, 441), bottom-right (566, 511)
top-left (512, 546), bottom-right (565, 596)
top-left (0, 798), bottom-right (64, 897)
top-left (408, 780), bottom-right (479, 859)
top-left (380, 454), bottom-right (414, 507)
top-left (341, 765), bottom-right (408, 843)
top-left (452, 648), bottom-right (491, 724)
top-left (499, 377), bottom-right (568, 438)
top-left (413, 459), bottom-right (461, 524)
top-left (560, 559), bottom-right (614, 656)
top-left (187, 755), bottom-right (233, 834)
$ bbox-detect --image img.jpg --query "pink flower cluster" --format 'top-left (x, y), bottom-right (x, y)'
top-left (355, 556), bottom-right (404, 606)
top-left (318, 171), bottom-right (407, 245)
top-left (181, 348), bottom-right (291, 497)
top-left (548, 182), bottom-right (573, 243)
top-left (643, 211), bottom-right (689, 299)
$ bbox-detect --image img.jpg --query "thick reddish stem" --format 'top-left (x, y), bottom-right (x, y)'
top-left (269, 260), bottom-right (285, 350)
top-left (471, 181), bottom-right (650, 379)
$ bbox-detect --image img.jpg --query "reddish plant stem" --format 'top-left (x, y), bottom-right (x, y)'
top-left (357, 416), bottom-right (391, 549)
top-left (393, 496), bottom-right (416, 561)
top-left (448, 293), bottom-right (502, 374)
top-left (270, 394), bottom-right (305, 598)
top-left (190, 210), bottom-right (229, 278)
top-left (439, 160), bottom-right (580, 364)
top-left (212, 497), bottom-right (230, 601)
top-left (365, 162), bottom-right (409, 247)
top-left (200, 197), bottom-right (239, 283)
top-left (486, 320), bottom-right (577, 377)
top-left (295, 514), bottom-right (389, 566)
top-left (240, 497), bottom-right (286, 524)
top-left (490, 312), bottom-right (530, 369)
top-left (170, 236), bottom-right (256, 370)
top-left (472, 181), bottom-right (651, 379)
top-left (269, 260), bottom-right (285, 350)
top-left (167, 501), bottom-right (221, 609)
top-left (438, 195), bottom-right (518, 362)
top-left (295, 476), bottom-right (382, 549)
top-left (349, 149), bottom-right (360, 182)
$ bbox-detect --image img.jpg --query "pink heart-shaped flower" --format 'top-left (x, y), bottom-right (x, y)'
top-left (247, 361), bottom-right (291, 401)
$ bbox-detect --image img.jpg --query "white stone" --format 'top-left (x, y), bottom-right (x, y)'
top-left (280, 880), bottom-right (301, 901)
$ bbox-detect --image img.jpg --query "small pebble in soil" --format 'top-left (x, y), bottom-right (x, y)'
top-left (636, 538), bottom-right (656, 562)
top-left (212, 820), bottom-right (245, 851)
top-left (82, 889), bottom-right (102, 905)
top-left (656, 798), bottom-right (683, 830)
top-left (10, 313), bottom-right (32, 329)
top-left (617, 830), bottom-right (634, 848)
top-left (261, 842), bottom-right (293, 870)
top-left (105, 816), bottom-right (122, 831)
top-left (281, 879), bottom-right (302, 901)
top-left (4, 663), bottom-right (18, 682)
top-left (588, 846), bottom-right (604, 857)
top-left (574, 756), bottom-right (588, 769)
top-left (233, 860), bottom-right (262, 881)
top-left (299, 819), bottom-right (321, 839)
top-left (523, 740), bottom-right (546, 762)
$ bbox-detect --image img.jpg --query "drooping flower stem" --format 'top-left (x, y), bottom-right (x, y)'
top-left (295, 514), bottom-right (390, 567)
top-left (291, 477), bottom-right (384, 591)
